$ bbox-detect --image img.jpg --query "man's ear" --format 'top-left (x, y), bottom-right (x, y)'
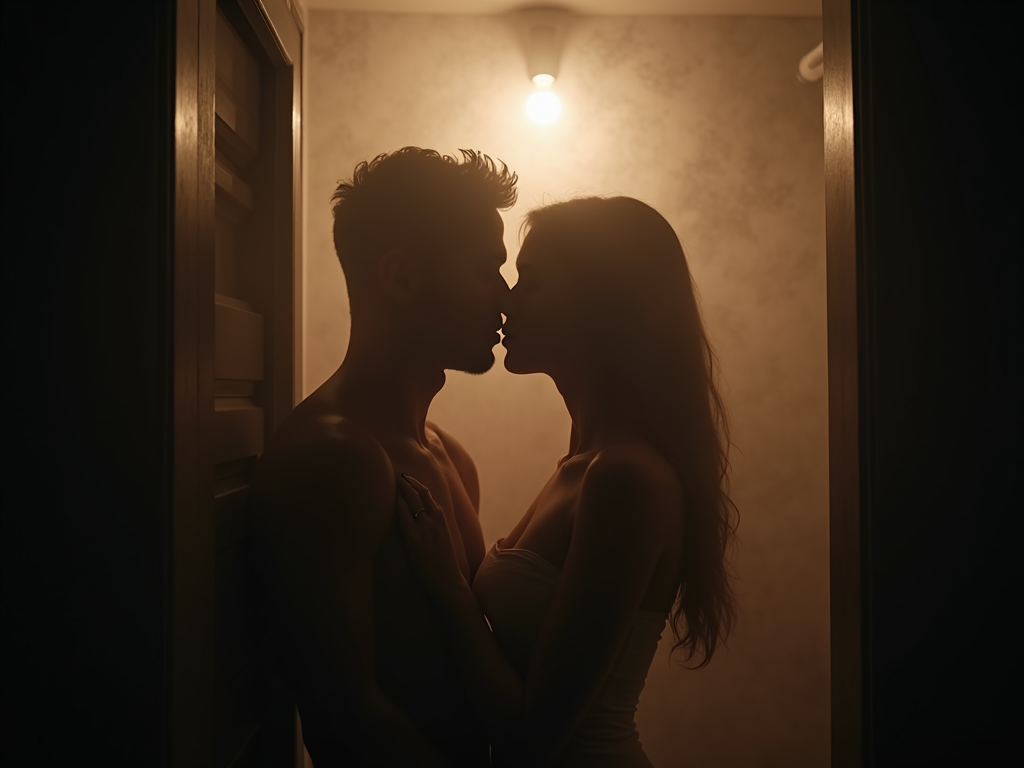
top-left (377, 248), bottom-right (416, 303)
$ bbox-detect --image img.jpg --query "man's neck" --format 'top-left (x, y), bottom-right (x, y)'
top-left (329, 335), bottom-right (445, 445)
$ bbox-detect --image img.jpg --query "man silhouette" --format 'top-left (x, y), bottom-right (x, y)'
top-left (251, 147), bottom-right (517, 767)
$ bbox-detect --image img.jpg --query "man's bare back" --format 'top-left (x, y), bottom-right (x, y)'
top-left (251, 373), bottom-right (490, 767)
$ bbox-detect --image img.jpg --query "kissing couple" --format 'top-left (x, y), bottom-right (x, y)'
top-left (252, 146), bottom-right (737, 768)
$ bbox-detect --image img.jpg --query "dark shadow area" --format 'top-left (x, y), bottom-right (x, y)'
top-left (846, 1), bottom-right (1021, 764)
top-left (4, 2), bottom-right (175, 764)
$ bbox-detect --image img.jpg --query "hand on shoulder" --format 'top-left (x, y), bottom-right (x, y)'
top-left (425, 420), bottom-right (481, 511)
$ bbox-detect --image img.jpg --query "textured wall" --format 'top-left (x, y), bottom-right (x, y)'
top-left (306, 11), bottom-right (828, 767)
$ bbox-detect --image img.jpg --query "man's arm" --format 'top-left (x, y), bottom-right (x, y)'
top-left (252, 429), bottom-right (450, 766)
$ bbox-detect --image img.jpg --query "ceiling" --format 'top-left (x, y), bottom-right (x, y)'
top-left (303, 0), bottom-right (821, 16)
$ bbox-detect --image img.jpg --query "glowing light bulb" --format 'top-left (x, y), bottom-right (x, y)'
top-left (532, 73), bottom-right (555, 87)
top-left (526, 88), bottom-right (561, 124)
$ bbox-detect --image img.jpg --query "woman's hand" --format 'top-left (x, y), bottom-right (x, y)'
top-left (394, 474), bottom-right (468, 601)
top-left (396, 476), bottom-right (529, 758)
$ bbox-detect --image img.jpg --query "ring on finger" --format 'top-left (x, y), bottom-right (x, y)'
top-left (413, 507), bottom-right (426, 519)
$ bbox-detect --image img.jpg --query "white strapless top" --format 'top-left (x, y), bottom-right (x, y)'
top-left (472, 539), bottom-right (667, 768)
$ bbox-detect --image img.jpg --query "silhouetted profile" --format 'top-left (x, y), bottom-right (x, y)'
top-left (396, 196), bottom-right (738, 767)
top-left (250, 147), bottom-right (517, 767)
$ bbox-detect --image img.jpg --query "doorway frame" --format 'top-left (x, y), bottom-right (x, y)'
top-left (180, 0), bottom-right (864, 764)
top-left (822, 0), bottom-right (861, 765)
top-left (171, 0), bottom-right (304, 765)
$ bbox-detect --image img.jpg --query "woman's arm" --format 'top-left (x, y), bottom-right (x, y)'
top-left (397, 444), bottom-right (680, 767)
top-left (513, 446), bottom-right (679, 765)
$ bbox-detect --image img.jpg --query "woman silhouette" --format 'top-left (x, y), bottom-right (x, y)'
top-left (397, 196), bottom-right (737, 768)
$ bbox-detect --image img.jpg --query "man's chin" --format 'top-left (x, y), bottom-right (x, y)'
top-left (447, 352), bottom-right (496, 376)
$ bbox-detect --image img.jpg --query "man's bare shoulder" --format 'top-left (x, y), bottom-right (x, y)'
top-left (258, 407), bottom-right (391, 482)
top-left (252, 413), bottom-right (397, 557)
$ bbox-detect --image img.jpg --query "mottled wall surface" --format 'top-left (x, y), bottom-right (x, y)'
top-left (306, 11), bottom-right (828, 767)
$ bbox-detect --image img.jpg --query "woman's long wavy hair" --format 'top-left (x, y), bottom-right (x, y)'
top-left (523, 197), bottom-right (738, 668)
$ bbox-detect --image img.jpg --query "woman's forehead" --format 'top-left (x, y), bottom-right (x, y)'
top-left (517, 226), bottom-right (587, 270)
top-left (518, 225), bottom-right (563, 256)
top-left (514, 238), bottom-right (548, 276)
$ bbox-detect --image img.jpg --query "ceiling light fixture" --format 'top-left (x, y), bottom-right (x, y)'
top-left (522, 8), bottom-right (568, 124)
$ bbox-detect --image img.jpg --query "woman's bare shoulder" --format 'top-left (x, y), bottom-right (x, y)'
top-left (573, 440), bottom-right (683, 531)
top-left (587, 440), bottom-right (680, 492)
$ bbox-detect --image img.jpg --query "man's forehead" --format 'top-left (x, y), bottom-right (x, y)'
top-left (458, 205), bottom-right (504, 236)
top-left (443, 207), bottom-right (506, 253)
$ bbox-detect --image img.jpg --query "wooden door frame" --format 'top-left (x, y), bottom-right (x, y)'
top-left (172, 1), bottom-right (302, 765)
top-left (822, 2), bottom-right (1020, 763)
top-left (172, 0), bottom-right (217, 763)
top-left (822, 0), bottom-right (861, 765)
top-left (231, 0), bottom-right (303, 434)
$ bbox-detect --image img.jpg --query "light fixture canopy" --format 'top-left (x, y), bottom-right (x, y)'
top-left (518, 7), bottom-right (570, 124)
top-left (520, 7), bottom-right (569, 85)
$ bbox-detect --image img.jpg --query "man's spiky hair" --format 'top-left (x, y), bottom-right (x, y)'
top-left (331, 147), bottom-right (517, 291)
